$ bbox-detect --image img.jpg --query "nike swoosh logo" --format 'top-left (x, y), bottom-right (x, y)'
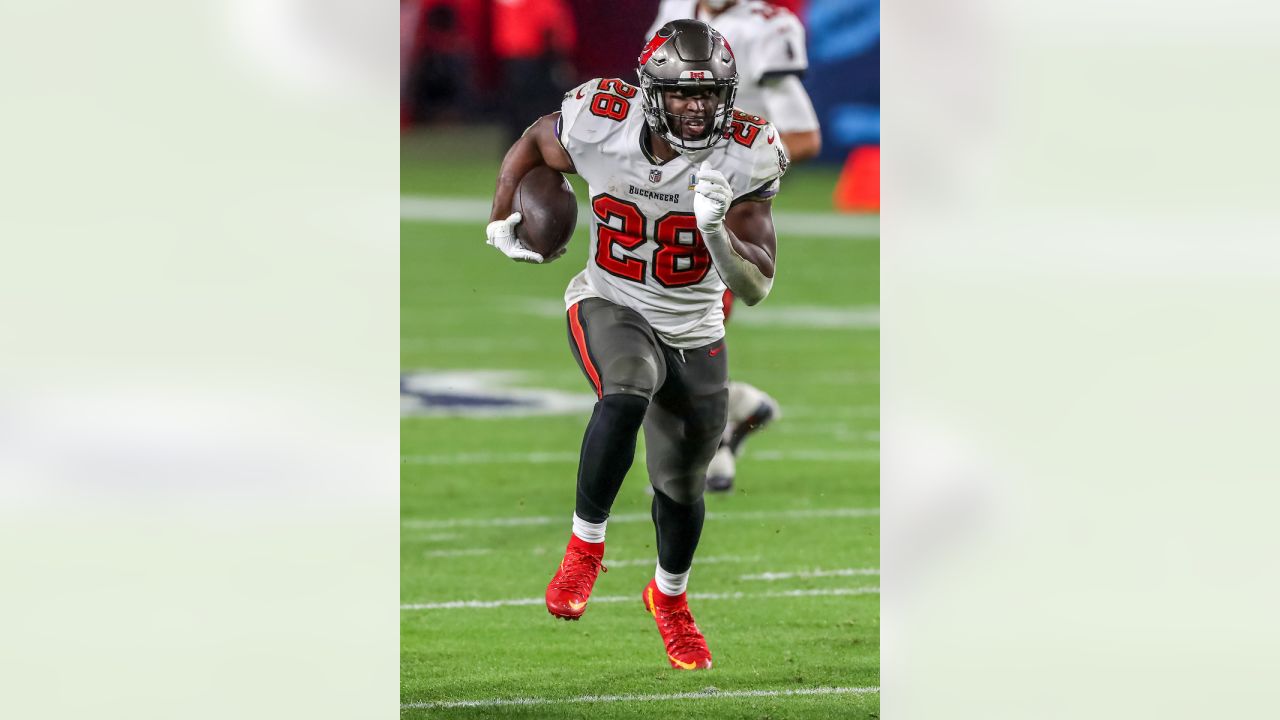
top-left (576, 88), bottom-right (586, 99)
top-left (669, 654), bottom-right (698, 670)
top-left (568, 600), bottom-right (586, 611)
top-left (767, 133), bottom-right (776, 144)
top-left (709, 346), bottom-right (723, 357)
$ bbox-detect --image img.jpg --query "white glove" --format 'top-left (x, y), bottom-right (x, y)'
top-left (692, 161), bottom-right (774, 306)
top-left (485, 212), bottom-right (545, 263)
top-left (693, 161), bottom-right (732, 232)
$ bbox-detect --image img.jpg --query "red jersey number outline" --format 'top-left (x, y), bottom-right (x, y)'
top-left (597, 78), bottom-right (638, 98)
top-left (726, 109), bottom-right (768, 148)
top-left (592, 195), bottom-right (647, 282)
top-left (587, 79), bottom-right (636, 122)
top-left (591, 194), bottom-right (711, 288)
top-left (590, 93), bottom-right (629, 121)
top-left (650, 211), bottom-right (710, 287)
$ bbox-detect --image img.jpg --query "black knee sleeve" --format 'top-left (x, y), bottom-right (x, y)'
top-left (650, 489), bottom-right (706, 574)
top-left (574, 393), bottom-right (649, 523)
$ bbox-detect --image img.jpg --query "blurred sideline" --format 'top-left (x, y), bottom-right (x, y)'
top-left (400, 195), bottom-right (880, 238)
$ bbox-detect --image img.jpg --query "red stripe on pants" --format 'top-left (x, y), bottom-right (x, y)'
top-left (568, 303), bottom-right (602, 398)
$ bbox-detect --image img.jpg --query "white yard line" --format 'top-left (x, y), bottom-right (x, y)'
top-left (400, 195), bottom-right (880, 239)
top-left (401, 336), bottom-right (543, 351)
top-left (603, 554), bottom-right (760, 569)
top-left (740, 568), bottom-right (881, 581)
top-left (423, 548), bottom-right (492, 558)
top-left (735, 305), bottom-right (879, 330)
top-left (510, 297), bottom-right (878, 330)
top-left (401, 586), bottom-right (879, 611)
top-left (773, 424), bottom-right (879, 443)
top-left (402, 506), bottom-right (878, 530)
top-left (415, 532), bottom-right (460, 543)
top-left (402, 685), bottom-right (879, 710)
top-left (411, 548), bottom-right (757, 567)
top-left (402, 449), bottom-right (878, 465)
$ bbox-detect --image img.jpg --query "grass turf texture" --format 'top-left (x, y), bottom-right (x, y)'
top-left (402, 129), bottom-right (879, 718)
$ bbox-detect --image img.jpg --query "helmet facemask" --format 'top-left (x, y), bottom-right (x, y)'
top-left (638, 76), bottom-right (737, 154)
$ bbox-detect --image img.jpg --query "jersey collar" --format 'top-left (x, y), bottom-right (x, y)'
top-left (640, 126), bottom-right (678, 166)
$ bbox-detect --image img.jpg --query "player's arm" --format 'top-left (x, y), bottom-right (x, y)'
top-left (693, 162), bottom-right (776, 306)
top-left (489, 112), bottom-right (575, 223)
top-left (755, 11), bottom-right (822, 163)
top-left (778, 129), bottom-right (820, 163)
top-left (760, 75), bottom-right (822, 163)
top-left (723, 197), bottom-right (777, 279)
top-left (484, 113), bottom-right (576, 264)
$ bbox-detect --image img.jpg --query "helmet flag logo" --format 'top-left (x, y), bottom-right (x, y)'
top-left (639, 32), bottom-right (672, 66)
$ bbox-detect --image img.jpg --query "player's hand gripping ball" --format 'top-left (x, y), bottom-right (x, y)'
top-left (694, 161), bottom-right (732, 232)
top-left (485, 166), bottom-right (578, 264)
top-left (485, 211), bottom-right (545, 263)
top-left (517, 165), bottom-right (579, 262)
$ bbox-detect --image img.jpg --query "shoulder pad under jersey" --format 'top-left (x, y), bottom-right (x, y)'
top-left (558, 78), bottom-right (643, 158)
top-left (716, 109), bottom-right (787, 202)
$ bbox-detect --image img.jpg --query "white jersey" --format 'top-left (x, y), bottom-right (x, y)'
top-left (557, 77), bottom-right (787, 348)
top-left (645, 1), bottom-right (809, 122)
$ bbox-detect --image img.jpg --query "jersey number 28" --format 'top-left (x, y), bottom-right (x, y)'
top-left (588, 79), bottom-right (637, 121)
top-left (592, 194), bottom-right (710, 288)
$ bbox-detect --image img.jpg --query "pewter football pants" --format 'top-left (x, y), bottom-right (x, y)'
top-left (566, 297), bottom-right (729, 505)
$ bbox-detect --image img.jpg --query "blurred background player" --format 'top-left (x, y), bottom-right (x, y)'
top-left (492, 0), bottom-right (577, 144)
top-left (647, 0), bottom-right (820, 161)
top-left (402, 1), bottom-right (473, 125)
top-left (484, 20), bottom-right (785, 670)
top-left (646, 0), bottom-right (822, 492)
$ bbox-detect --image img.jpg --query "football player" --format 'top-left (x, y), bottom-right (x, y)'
top-left (484, 19), bottom-right (786, 670)
top-left (646, 1), bottom-right (820, 161)
top-left (646, 0), bottom-right (822, 492)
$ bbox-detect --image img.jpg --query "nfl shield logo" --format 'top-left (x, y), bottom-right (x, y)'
top-left (649, 168), bottom-right (663, 183)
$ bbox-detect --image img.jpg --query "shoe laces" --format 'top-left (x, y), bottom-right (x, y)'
top-left (657, 604), bottom-right (706, 657)
top-left (549, 549), bottom-right (606, 595)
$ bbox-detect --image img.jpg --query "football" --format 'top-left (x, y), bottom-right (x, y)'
top-left (513, 165), bottom-right (578, 259)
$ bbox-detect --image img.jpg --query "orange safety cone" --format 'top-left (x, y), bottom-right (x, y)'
top-left (833, 145), bottom-right (879, 212)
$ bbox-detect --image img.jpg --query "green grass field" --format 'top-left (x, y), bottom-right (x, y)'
top-left (401, 128), bottom-right (879, 719)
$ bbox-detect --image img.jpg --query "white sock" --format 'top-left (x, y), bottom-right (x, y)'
top-left (654, 562), bottom-right (689, 596)
top-left (572, 513), bottom-right (606, 544)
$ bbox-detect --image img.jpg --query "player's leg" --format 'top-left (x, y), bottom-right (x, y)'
top-left (644, 399), bottom-right (714, 576)
top-left (707, 289), bottom-right (781, 493)
top-left (706, 380), bottom-right (782, 492)
top-left (640, 339), bottom-right (728, 669)
top-left (546, 298), bottom-right (666, 620)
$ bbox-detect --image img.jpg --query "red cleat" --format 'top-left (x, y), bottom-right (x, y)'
top-left (545, 535), bottom-right (606, 620)
top-left (642, 579), bottom-right (713, 670)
